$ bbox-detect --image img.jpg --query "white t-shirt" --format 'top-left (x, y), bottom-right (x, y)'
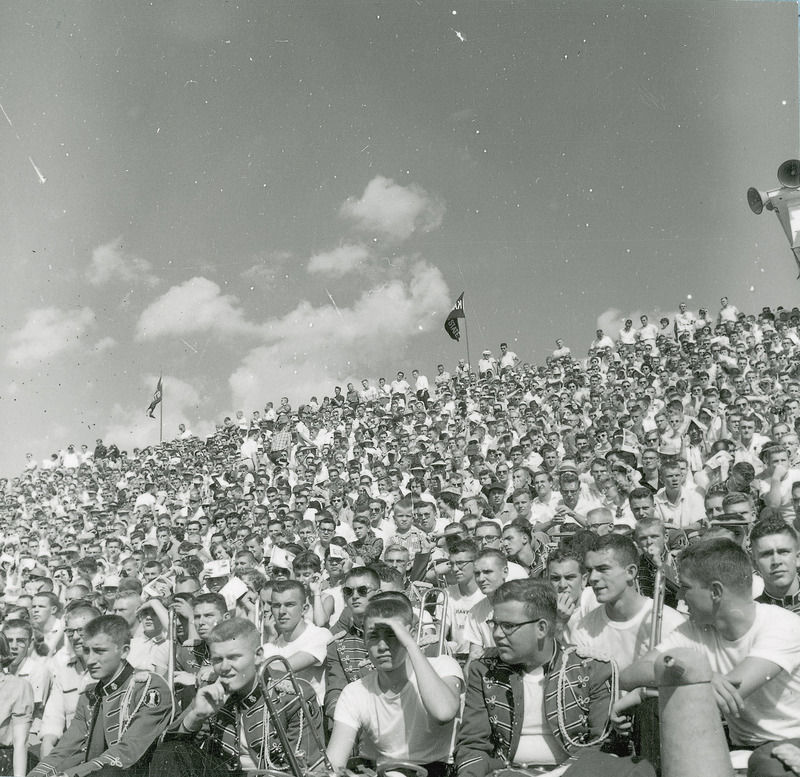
top-left (446, 587), bottom-right (486, 654)
top-left (463, 597), bottom-right (494, 650)
top-left (263, 623), bottom-right (332, 705)
top-left (334, 655), bottom-right (462, 765)
top-left (657, 603), bottom-right (800, 746)
top-left (514, 666), bottom-right (566, 765)
top-left (565, 598), bottom-right (686, 669)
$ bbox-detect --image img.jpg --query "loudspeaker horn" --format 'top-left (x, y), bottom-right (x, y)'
top-left (777, 159), bottom-right (800, 189)
top-left (747, 188), bottom-right (771, 215)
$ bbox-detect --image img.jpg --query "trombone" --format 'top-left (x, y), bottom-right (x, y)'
top-left (256, 655), bottom-right (335, 777)
top-left (415, 587), bottom-right (449, 657)
top-left (650, 563), bottom-right (666, 650)
top-left (166, 608), bottom-right (178, 717)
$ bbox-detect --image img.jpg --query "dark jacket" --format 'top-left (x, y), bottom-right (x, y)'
top-left (455, 644), bottom-right (618, 777)
top-left (31, 662), bottom-right (172, 777)
top-left (164, 675), bottom-right (323, 773)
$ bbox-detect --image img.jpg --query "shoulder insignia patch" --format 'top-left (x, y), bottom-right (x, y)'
top-left (143, 689), bottom-right (161, 708)
top-left (573, 645), bottom-right (614, 663)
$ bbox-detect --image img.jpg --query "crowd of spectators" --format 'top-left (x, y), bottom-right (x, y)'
top-left (1, 296), bottom-right (800, 776)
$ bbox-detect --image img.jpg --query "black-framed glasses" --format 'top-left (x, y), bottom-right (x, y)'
top-left (487, 618), bottom-right (544, 635)
top-left (318, 527), bottom-right (335, 534)
top-left (449, 559), bottom-right (475, 569)
top-left (342, 585), bottom-right (374, 598)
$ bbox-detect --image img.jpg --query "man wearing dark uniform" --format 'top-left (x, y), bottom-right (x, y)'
top-left (29, 615), bottom-right (172, 777)
top-left (152, 618), bottom-right (323, 777)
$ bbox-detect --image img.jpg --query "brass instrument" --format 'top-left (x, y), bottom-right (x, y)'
top-left (166, 608), bottom-right (178, 718)
top-left (415, 587), bottom-right (449, 657)
top-left (256, 655), bottom-right (335, 777)
top-left (650, 563), bottom-right (666, 649)
top-left (254, 593), bottom-right (263, 638)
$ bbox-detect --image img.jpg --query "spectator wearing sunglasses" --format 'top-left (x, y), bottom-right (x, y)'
top-left (324, 566), bottom-right (381, 731)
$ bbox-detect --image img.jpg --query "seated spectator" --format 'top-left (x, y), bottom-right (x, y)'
top-left (326, 593), bottom-right (463, 777)
top-left (153, 618), bottom-right (322, 777)
top-left (29, 615), bottom-right (172, 777)
top-left (621, 539), bottom-right (800, 776)
top-left (455, 580), bottom-right (648, 776)
top-left (0, 632), bottom-right (33, 777)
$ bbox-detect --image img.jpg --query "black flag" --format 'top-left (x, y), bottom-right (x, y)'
top-left (146, 376), bottom-right (163, 418)
top-left (444, 292), bottom-right (465, 341)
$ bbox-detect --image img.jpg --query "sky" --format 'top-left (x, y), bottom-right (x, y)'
top-left (0, 0), bottom-right (797, 476)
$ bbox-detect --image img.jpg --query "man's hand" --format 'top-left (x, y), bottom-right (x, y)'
top-left (308, 574), bottom-right (329, 597)
top-left (170, 598), bottom-right (194, 622)
top-left (369, 617), bottom-right (414, 648)
top-left (193, 679), bottom-right (228, 719)
top-left (772, 463), bottom-right (789, 482)
top-left (556, 592), bottom-right (576, 623)
top-left (711, 673), bottom-right (744, 717)
top-left (174, 671), bottom-right (196, 687)
top-left (196, 666), bottom-right (216, 685)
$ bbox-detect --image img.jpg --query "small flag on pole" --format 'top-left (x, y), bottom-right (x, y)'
top-left (444, 292), bottom-right (466, 341)
top-left (146, 376), bottom-right (163, 418)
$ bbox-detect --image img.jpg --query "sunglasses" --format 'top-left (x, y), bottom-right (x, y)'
top-left (342, 585), bottom-right (374, 598)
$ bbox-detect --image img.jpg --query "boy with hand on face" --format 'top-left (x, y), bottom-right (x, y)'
top-left (153, 618), bottom-right (323, 777)
top-left (326, 593), bottom-right (463, 777)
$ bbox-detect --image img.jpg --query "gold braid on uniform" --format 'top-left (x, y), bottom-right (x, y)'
top-left (262, 685), bottom-right (305, 770)
top-left (119, 674), bottom-right (153, 737)
top-left (555, 646), bottom-right (618, 748)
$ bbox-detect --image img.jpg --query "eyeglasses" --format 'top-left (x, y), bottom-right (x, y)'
top-left (65, 628), bottom-right (84, 638)
top-left (342, 585), bottom-right (375, 598)
top-left (318, 527), bottom-right (335, 534)
top-left (487, 618), bottom-right (544, 635)
top-left (449, 559), bottom-right (475, 569)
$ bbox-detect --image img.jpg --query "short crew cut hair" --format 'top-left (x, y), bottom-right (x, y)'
top-left (678, 538), bottom-right (752, 595)
top-left (491, 580), bottom-right (557, 625)
top-left (364, 592), bottom-right (413, 626)
top-left (344, 567), bottom-right (380, 589)
top-left (749, 519), bottom-right (798, 548)
top-left (194, 592), bottom-right (228, 615)
top-left (207, 617), bottom-right (259, 650)
top-left (591, 534), bottom-right (640, 571)
top-left (271, 579), bottom-right (307, 602)
top-left (83, 615), bottom-right (131, 647)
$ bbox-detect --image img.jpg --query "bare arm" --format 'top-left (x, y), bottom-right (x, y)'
top-left (326, 721), bottom-right (359, 772)
top-left (12, 718), bottom-right (30, 777)
top-left (380, 617), bottom-right (462, 723)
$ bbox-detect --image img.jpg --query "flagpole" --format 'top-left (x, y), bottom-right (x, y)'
top-left (159, 372), bottom-right (163, 444)
top-left (463, 293), bottom-right (472, 373)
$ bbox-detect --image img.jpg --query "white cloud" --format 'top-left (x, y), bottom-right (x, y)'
top-left (229, 261), bottom-right (449, 410)
top-left (87, 238), bottom-right (159, 287)
top-left (308, 243), bottom-right (371, 276)
top-left (596, 308), bottom-right (625, 335)
top-left (6, 307), bottom-right (96, 368)
top-left (240, 250), bottom-right (292, 289)
top-left (92, 337), bottom-right (117, 353)
top-left (340, 176), bottom-right (445, 241)
top-left (136, 277), bottom-right (259, 340)
top-left (101, 375), bottom-right (213, 451)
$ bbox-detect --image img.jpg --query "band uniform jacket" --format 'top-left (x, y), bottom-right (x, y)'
top-left (455, 644), bottom-right (617, 777)
top-left (31, 661), bottom-right (173, 777)
top-left (324, 621), bottom-right (372, 724)
top-left (164, 674), bottom-right (323, 773)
